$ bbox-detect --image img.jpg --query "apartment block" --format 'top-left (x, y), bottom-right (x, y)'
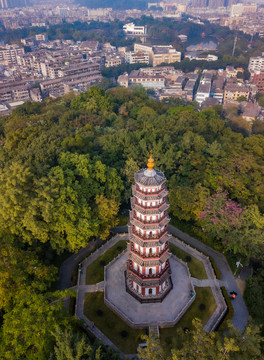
top-left (252, 73), bottom-right (264, 92)
top-left (125, 51), bottom-right (149, 65)
top-left (0, 46), bottom-right (24, 65)
top-left (248, 56), bottom-right (264, 74)
top-left (134, 44), bottom-right (181, 66)
top-left (0, 83), bottom-right (30, 103)
top-left (195, 73), bottom-right (212, 105)
top-left (224, 81), bottom-right (250, 103)
top-left (40, 70), bottom-right (102, 97)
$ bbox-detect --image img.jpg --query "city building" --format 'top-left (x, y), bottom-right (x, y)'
top-left (0, 0), bottom-right (29, 9)
top-left (35, 34), bottom-right (48, 42)
top-left (240, 102), bottom-right (261, 122)
top-left (195, 72), bottom-right (212, 105)
top-left (211, 76), bottom-right (225, 104)
top-left (126, 155), bottom-right (172, 302)
top-left (134, 44), bottom-right (181, 66)
top-left (123, 22), bottom-right (147, 35)
top-left (0, 45), bottom-right (24, 65)
top-left (0, 83), bottom-right (30, 103)
top-left (125, 51), bottom-right (150, 64)
top-left (184, 78), bottom-right (197, 101)
top-left (252, 73), bottom-right (264, 92)
top-left (226, 66), bottom-right (237, 78)
top-left (131, 73), bottom-right (165, 89)
top-left (224, 81), bottom-right (250, 103)
top-left (248, 56), bottom-right (264, 74)
top-left (105, 56), bottom-right (122, 67)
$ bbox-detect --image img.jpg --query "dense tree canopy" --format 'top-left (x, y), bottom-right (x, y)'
top-left (1, 86), bottom-right (264, 357)
top-left (138, 319), bottom-right (263, 360)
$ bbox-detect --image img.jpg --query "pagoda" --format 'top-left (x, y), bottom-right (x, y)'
top-left (126, 155), bottom-right (172, 303)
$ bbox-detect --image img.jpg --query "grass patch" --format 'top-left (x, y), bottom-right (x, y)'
top-left (86, 240), bottom-right (127, 285)
top-left (209, 256), bottom-right (222, 280)
top-left (84, 292), bottom-right (145, 354)
top-left (160, 287), bottom-right (216, 350)
top-left (170, 243), bottom-right (207, 279)
top-left (118, 214), bottom-right (129, 226)
top-left (216, 287), bottom-right (234, 332)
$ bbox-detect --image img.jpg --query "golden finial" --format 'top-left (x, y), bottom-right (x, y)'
top-left (147, 154), bottom-right (154, 171)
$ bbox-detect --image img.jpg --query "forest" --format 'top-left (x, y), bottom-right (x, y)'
top-left (0, 87), bottom-right (263, 358)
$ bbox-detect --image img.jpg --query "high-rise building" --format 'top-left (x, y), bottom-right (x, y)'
top-left (0, 0), bottom-right (29, 8)
top-left (126, 155), bottom-right (172, 303)
top-left (208, 0), bottom-right (225, 8)
top-left (191, 0), bottom-right (208, 7)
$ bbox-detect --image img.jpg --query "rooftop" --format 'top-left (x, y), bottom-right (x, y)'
top-left (135, 156), bottom-right (166, 187)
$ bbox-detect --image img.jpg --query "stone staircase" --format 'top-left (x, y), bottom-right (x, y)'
top-left (149, 323), bottom-right (159, 338)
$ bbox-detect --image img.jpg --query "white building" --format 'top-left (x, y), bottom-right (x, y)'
top-left (123, 23), bottom-right (147, 35)
top-left (125, 51), bottom-right (149, 64)
top-left (35, 34), bottom-right (48, 42)
top-left (230, 4), bottom-right (244, 17)
top-left (248, 56), bottom-right (264, 74)
top-left (195, 73), bottom-right (212, 105)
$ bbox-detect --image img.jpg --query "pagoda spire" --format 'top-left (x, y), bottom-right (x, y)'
top-left (147, 153), bottom-right (155, 171)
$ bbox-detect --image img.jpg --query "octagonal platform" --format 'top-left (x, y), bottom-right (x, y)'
top-left (104, 251), bottom-right (195, 328)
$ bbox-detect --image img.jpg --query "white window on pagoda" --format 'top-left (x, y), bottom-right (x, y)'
top-left (134, 262), bottom-right (138, 270)
top-left (147, 287), bottom-right (156, 295)
top-left (146, 267), bottom-right (156, 275)
top-left (140, 246), bottom-right (143, 255)
top-left (135, 243), bottom-right (139, 250)
top-left (146, 247), bottom-right (156, 255)
top-left (138, 265), bottom-right (142, 274)
top-left (134, 283), bottom-right (141, 294)
top-left (162, 281), bottom-right (166, 289)
top-left (152, 215), bottom-right (156, 221)
top-left (162, 263), bottom-right (165, 269)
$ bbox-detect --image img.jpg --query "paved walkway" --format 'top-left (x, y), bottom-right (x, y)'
top-left (58, 237), bottom-right (104, 291)
top-left (113, 225), bottom-right (249, 332)
top-left (191, 278), bottom-right (227, 287)
top-left (104, 253), bottom-right (194, 327)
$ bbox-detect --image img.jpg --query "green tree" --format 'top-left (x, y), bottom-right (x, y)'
top-left (236, 96), bottom-right (247, 103)
top-left (0, 153), bottom-right (123, 253)
top-left (50, 325), bottom-right (99, 360)
top-left (0, 290), bottom-right (74, 360)
top-left (137, 333), bottom-right (166, 360)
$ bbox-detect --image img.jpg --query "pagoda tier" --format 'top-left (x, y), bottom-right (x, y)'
top-left (126, 155), bottom-right (172, 303)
